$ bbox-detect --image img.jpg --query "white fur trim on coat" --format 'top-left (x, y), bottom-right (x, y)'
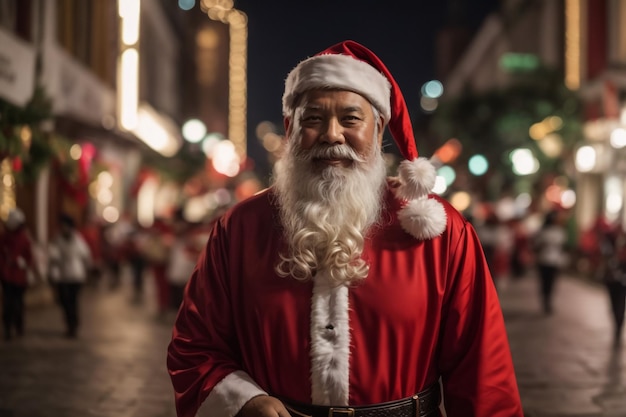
top-left (310, 271), bottom-right (350, 405)
top-left (282, 54), bottom-right (391, 121)
top-left (398, 197), bottom-right (448, 240)
top-left (200, 370), bottom-right (268, 417)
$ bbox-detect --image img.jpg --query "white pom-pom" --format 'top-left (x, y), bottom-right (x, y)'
top-left (398, 197), bottom-right (447, 240)
top-left (396, 158), bottom-right (436, 201)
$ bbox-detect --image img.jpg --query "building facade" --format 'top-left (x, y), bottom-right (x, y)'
top-left (0, 0), bottom-right (234, 280)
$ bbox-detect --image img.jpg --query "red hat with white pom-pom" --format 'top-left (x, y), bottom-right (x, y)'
top-left (282, 40), bottom-right (447, 239)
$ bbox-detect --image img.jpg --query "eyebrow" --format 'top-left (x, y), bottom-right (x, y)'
top-left (342, 106), bottom-right (365, 114)
top-left (302, 105), bottom-right (366, 114)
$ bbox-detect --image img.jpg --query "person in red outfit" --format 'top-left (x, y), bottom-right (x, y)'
top-left (167, 41), bottom-right (523, 417)
top-left (0, 208), bottom-right (34, 341)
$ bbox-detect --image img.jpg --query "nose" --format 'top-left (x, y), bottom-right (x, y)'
top-left (320, 118), bottom-right (345, 145)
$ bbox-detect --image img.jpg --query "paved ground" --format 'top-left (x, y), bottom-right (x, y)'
top-left (0, 271), bottom-right (178, 417)
top-left (499, 273), bottom-right (626, 417)
top-left (0, 269), bottom-right (625, 417)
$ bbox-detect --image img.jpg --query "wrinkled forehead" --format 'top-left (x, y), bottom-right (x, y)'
top-left (296, 89), bottom-right (375, 113)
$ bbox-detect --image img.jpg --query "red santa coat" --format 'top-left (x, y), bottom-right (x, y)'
top-left (167, 186), bottom-right (523, 417)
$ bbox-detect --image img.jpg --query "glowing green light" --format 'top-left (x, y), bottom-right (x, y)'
top-left (499, 53), bottom-right (540, 72)
top-left (437, 165), bottom-right (456, 186)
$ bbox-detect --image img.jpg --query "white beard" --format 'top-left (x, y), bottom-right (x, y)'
top-left (272, 131), bottom-right (387, 286)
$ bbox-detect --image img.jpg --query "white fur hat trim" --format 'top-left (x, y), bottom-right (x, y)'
top-left (282, 54), bottom-right (391, 121)
top-left (396, 157), bottom-right (437, 201)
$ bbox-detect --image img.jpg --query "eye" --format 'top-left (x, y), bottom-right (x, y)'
top-left (301, 114), bottom-right (323, 126)
top-left (342, 114), bottom-right (362, 124)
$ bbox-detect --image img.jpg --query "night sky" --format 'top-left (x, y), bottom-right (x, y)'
top-left (228, 0), bottom-right (501, 175)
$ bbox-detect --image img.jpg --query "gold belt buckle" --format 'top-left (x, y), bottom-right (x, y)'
top-left (328, 408), bottom-right (355, 417)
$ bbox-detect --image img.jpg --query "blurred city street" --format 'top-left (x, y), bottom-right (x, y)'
top-left (2, 1), bottom-right (626, 416)
top-left (0, 270), bottom-right (625, 417)
top-left (499, 273), bottom-right (626, 417)
top-left (0, 271), bottom-right (178, 417)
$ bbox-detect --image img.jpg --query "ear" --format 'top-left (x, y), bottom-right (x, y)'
top-left (284, 116), bottom-right (292, 139)
top-left (376, 114), bottom-right (385, 146)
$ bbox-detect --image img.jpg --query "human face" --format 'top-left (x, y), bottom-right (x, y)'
top-left (284, 90), bottom-right (384, 168)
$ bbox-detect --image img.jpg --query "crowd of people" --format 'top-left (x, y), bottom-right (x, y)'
top-left (474, 207), bottom-right (571, 312)
top-left (0, 207), bottom-right (214, 340)
top-left (474, 205), bottom-right (626, 348)
top-left (84, 209), bottom-right (212, 318)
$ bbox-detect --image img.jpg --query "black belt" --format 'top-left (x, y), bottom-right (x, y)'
top-left (282, 382), bottom-right (441, 417)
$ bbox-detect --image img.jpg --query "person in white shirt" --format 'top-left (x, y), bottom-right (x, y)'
top-left (49, 214), bottom-right (92, 338)
top-left (533, 209), bottom-right (569, 315)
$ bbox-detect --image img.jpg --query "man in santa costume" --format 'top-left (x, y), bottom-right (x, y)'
top-left (167, 40), bottom-right (523, 417)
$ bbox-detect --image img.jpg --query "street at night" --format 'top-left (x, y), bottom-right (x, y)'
top-left (2, 0), bottom-right (626, 416)
top-left (0, 271), bottom-right (624, 417)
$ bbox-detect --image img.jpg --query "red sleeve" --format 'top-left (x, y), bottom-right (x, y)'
top-left (438, 221), bottom-right (524, 417)
top-left (166, 217), bottom-right (242, 417)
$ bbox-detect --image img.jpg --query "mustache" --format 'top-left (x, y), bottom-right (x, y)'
top-left (295, 144), bottom-right (365, 163)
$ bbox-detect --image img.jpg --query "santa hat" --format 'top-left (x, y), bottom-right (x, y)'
top-left (282, 40), bottom-right (447, 239)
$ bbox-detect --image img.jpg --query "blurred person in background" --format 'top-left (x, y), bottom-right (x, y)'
top-left (166, 211), bottom-right (201, 312)
top-left (591, 216), bottom-right (626, 348)
top-left (101, 213), bottom-right (133, 290)
top-left (101, 222), bottom-right (122, 289)
top-left (475, 208), bottom-right (514, 291)
top-left (608, 224), bottom-right (626, 348)
top-left (167, 40), bottom-right (522, 417)
top-left (532, 209), bottom-right (569, 315)
top-left (49, 214), bottom-right (93, 338)
top-left (508, 216), bottom-right (533, 280)
top-left (78, 215), bottom-right (104, 287)
top-left (140, 218), bottom-right (172, 317)
top-left (0, 208), bottom-right (34, 341)
top-left (125, 220), bottom-right (149, 304)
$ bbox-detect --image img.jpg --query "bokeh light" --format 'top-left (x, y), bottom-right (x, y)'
top-left (420, 96), bottom-right (438, 112)
top-left (432, 176), bottom-right (447, 195)
top-left (437, 165), bottom-right (456, 186)
top-left (102, 206), bottom-right (120, 223)
top-left (433, 138), bottom-right (462, 164)
top-left (182, 118), bottom-right (207, 143)
top-left (610, 128), bottom-right (626, 149)
top-left (449, 191), bottom-right (472, 212)
top-left (575, 145), bottom-right (596, 172)
top-left (211, 140), bottom-right (240, 177)
top-left (537, 133), bottom-right (563, 158)
top-left (510, 148), bottom-right (539, 176)
top-left (560, 189), bottom-right (576, 209)
top-left (421, 80), bottom-right (444, 98)
top-left (202, 133), bottom-right (224, 157)
top-left (468, 154), bottom-right (488, 176)
top-left (178, 0), bottom-right (196, 10)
